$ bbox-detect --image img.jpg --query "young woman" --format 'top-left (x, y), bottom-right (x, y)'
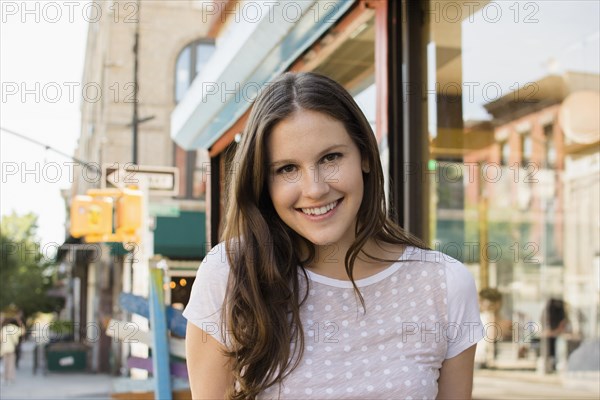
top-left (184, 72), bottom-right (483, 399)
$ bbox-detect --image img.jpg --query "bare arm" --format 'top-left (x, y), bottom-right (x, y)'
top-left (186, 322), bottom-right (234, 399)
top-left (436, 344), bottom-right (477, 400)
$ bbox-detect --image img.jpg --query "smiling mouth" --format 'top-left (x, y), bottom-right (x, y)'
top-left (298, 199), bottom-right (342, 216)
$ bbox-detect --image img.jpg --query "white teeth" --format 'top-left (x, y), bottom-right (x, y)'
top-left (301, 200), bottom-right (338, 216)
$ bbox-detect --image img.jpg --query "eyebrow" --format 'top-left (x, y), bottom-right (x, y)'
top-left (269, 144), bottom-right (349, 167)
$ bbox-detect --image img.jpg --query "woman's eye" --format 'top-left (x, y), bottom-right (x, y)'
top-left (322, 153), bottom-right (342, 163)
top-left (277, 165), bottom-right (296, 174)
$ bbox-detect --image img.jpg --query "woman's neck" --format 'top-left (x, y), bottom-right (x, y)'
top-left (304, 239), bottom-right (406, 281)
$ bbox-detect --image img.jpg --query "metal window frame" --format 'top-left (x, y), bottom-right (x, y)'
top-left (388, 0), bottom-right (429, 241)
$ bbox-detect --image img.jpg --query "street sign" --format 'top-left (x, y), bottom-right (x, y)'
top-left (102, 164), bottom-right (179, 196)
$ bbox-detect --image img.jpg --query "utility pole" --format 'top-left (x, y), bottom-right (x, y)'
top-left (132, 0), bottom-right (140, 165)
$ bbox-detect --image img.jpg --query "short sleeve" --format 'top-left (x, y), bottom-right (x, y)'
top-left (444, 259), bottom-right (484, 359)
top-left (182, 242), bottom-right (231, 347)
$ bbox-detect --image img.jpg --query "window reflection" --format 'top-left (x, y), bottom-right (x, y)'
top-left (520, 132), bottom-right (532, 167)
top-left (426, 0), bottom-right (599, 374)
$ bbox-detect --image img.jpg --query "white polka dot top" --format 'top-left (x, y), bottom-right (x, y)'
top-left (184, 243), bottom-right (484, 399)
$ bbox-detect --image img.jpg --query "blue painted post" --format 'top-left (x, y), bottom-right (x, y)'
top-left (119, 292), bottom-right (187, 337)
top-left (149, 267), bottom-right (172, 400)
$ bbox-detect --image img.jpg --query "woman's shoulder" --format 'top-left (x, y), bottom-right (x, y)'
top-left (203, 241), bottom-right (228, 262)
top-left (197, 241), bottom-right (233, 276)
top-left (400, 246), bottom-right (475, 285)
top-left (402, 245), bottom-right (466, 267)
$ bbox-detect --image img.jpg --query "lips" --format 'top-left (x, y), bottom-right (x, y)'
top-left (297, 199), bottom-right (342, 218)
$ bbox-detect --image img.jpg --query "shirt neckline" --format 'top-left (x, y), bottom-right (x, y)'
top-left (303, 245), bottom-right (414, 288)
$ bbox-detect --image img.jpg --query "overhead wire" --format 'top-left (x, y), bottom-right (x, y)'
top-left (0, 126), bottom-right (100, 173)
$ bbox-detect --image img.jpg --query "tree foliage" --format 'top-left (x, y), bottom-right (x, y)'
top-left (0, 212), bottom-right (63, 318)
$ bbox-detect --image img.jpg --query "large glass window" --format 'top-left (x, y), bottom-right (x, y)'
top-left (425, 0), bottom-right (599, 376)
top-left (174, 39), bottom-right (215, 103)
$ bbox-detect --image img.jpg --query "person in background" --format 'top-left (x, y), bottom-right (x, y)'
top-left (542, 298), bottom-right (569, 372)
top-left (1, 318), bottom-right (24, 384)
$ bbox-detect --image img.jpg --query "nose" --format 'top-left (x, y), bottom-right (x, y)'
top-left (301, 165), bottom-right (330, 199)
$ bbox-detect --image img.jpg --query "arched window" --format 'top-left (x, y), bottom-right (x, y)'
top-left (175, 39), bottom-right (215, 103)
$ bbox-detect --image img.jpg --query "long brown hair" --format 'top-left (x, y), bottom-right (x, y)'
top-left (221, 72), bottom-right (428, 398)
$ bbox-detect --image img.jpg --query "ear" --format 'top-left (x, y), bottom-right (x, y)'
top-left (361, 158), bottom-right (370, 173)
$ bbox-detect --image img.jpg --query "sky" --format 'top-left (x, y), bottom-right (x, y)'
top-left (1, 0), bottom-right (89, 250)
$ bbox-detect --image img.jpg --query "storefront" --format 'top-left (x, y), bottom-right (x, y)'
top-left (171, 0), bottom-right (599, 379)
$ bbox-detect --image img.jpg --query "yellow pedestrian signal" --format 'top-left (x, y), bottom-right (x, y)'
top-left (70, 195), bottom-right (113, 238)
top-left (116, 188), bottom-right (143, 235)
top-left (69, 188), bottom-right (143, 243)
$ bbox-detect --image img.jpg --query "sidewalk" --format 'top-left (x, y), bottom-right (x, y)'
top-left (473, 369), bottom-right (600, 400)
top-left (3, 340), bottom-right (599, 399)
top-left (0, 340), bottom-right (114, 400)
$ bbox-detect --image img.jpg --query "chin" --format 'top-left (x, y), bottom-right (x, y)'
top-left (307, 238), bottom-right (335, 247)
top-left (303, 233), bottom-right (344, 247)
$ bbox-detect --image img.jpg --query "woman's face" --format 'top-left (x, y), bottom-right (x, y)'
top-left (266, 109), bottom-right (368, 249)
